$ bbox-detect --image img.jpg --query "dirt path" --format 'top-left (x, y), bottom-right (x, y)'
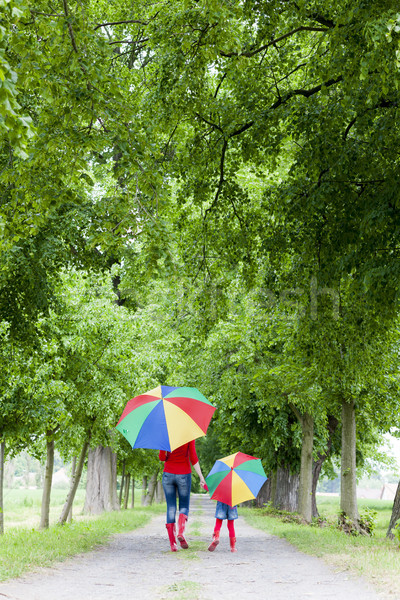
top-left (0, 494), bottom-right (389, 600)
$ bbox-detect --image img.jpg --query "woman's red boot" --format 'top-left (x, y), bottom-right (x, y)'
top-left (230, 537), bottom-right (237, 552)
top-left (177, 513), bottom-right (189, 549)
top-left (208, 531), bottom-right (220, 552)
top-left (166, 523), bottom-right (178, 552)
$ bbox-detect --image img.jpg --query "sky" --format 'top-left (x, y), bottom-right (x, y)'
top-left (382, 433), bottom-right (400, 471)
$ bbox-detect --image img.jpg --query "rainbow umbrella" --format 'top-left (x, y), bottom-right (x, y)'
top-left (205, 452), bottom-right (268, 507)
top-left (116, 385), bottom-right (216, 451)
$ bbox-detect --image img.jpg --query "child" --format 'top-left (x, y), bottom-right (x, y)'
top-left (208, 498), bottom-right (238, 553)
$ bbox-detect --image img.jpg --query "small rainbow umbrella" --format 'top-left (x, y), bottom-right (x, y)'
top-left (116, 385), bottom-right (216, 451)
top-left (205, 452), bottom-right (268, 507)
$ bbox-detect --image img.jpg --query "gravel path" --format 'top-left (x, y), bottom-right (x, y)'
top-left (0, 494), bottom-right (388, 600)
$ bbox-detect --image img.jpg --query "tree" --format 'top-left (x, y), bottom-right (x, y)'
top-left (387, 481), bottom-right (400, 539)
top-left (3, 0), bottom-right (400, 531)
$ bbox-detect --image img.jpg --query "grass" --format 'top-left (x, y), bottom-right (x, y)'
top-left (0, 487), bottom-right (165, 581)
top-left (241, 496), bottom-right (400, 597)
top-left (161, 580), bottom-right (203, 599)
top-left (2, 488), bottom-right (86, 529)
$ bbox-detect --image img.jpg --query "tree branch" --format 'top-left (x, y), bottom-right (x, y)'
top-left (195, 112), bottom-right (223, 133)
top-left (214, 73), bottom-right (226, 99)
top-left (162, 122), bottom-right (179, 162)
top-left (305, 13), bottom-right (336, 28)
top-left (220, 26), bottom-right (329, 58)
top-left (94, 19), bottom-right (150, 31)
top-left (289, 402), bottom-right (303, 424)
top-left (277, 75), bottom-right (343, 102)
top-left (343, 116), bottom-right (357, 140)
top-left (63, 0), bottom-right (78, 54)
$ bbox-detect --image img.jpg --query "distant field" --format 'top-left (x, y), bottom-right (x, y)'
top-left (315, 494), bottom-right (394, 534)
top-left (2, 487), bottom-right (144, 531)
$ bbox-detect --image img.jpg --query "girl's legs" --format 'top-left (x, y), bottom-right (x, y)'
top-left (227, 519), bottom-right (237, 552)
top-left (214, 518), bottom-right (223, 533)
top-left (208, 519), bottom-right (222, 552)
top-left (176, 474), bottom-right (191, 549)
top-left (227, 519), bottom-right (235, 537)
top-left (176, 473), bottom-right (192, 517)
top-left (162, 473), bottom-right (178, 551)
top-left (162, 472), bottom-right (178, 523)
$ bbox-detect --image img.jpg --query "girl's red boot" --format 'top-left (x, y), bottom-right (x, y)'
top-left (230, 537), bottom-right (237, 552)
top-left (177, 513), bottom-right (189, 549)
top-left (208, 530), bottom-right (220, 552)
top-left (166, 523), bottom-right (178, 552)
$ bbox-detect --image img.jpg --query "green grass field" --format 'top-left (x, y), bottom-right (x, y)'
top-left (2, 488), bottom-right (87, 529)
top-left (241, 496), bottom-right (400, 598)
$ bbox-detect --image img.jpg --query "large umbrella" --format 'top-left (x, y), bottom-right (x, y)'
top-left (205, 452), bottom-right (268, 507)
top-left (116, 385), bottom-right (216, 451)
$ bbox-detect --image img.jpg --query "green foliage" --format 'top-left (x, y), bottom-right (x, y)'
top-left (1, 0), bottom-right (400, 524)
top-left (0, 0), bottom-right (35, 158)
top-left (359, 508), bottom-right (378, 536)
top-left (394, 519), bottom-right (400, 548)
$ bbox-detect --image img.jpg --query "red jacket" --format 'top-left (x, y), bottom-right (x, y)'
top-left (159, 441), bottom-right (198, 474)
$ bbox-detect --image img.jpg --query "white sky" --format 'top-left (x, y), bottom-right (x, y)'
top-left (382, 433), bottom-right (400, 470)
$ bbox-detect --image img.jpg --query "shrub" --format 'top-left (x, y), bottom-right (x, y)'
top-left (394, 519), bottom-right (400, 548)
top-left (359, 507), bottom-right (377, 536)
top-left (337, 508), bottom-right (377, 536)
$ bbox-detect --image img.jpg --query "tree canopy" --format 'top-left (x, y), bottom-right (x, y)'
top-left (1, 0), bottom-right (400, 530)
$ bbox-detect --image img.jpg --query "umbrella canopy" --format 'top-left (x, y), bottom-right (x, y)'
top-left (116, 385), bottom-right (216, 451)
top-left (205, 452), bottom-right (268, 507)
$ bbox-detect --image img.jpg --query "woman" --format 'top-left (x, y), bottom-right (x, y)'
top-left (159, 440), bottom-right (206, 551)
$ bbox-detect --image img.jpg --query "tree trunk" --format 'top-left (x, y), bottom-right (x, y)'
top-left (141, 476), bottom-right (148, 505)
top-left (269, 470), bottom-right (277, 506)
top-left (256, 478), bottom-right (271, 507)
top-left (143, 471), bottom-right (158, 506)
top-left (154, 479), bottom-right (162, 503)
top-left (131, 477), bottom-right (135, 508)
top-left (311, 415), bottom-right (338, 518)
top-left (298, 413), bottom-right (314, 522)
top-left (123, 474), bottom-right (131, 510)
top-left (311, 457), bottom-right (324, 518)
top-left (387, 479), bottom-right (400, 539)
top-left (84, 445), bottom-right (119, 515)
top-left (0, 441), bottom-right (4, 534)
top-left (340, 398), bottom-right (359, 525)
top-left (40, 435), bottom-right (55, 529)
top-left (5, 457), bottom-right (14, 488)
top-left (119, 460), bottom-right (126, 506)
top-left (273, 466), bottom-right (299, 512)
top-left (24, 452), bottom-right (31, 487)
top-left (58, 440), bottom-right (89, 525)
top-left (67, 457), bottom-right (77, 524)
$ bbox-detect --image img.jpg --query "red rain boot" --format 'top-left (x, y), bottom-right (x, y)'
top-left (166, 523), bottom-right (178, 552)
top-left (177, 513), bottom-right (189, 549)
top-left (230, 537), bottom-right (237, 552)
top-left (208, 530), bottom-right (220, 552)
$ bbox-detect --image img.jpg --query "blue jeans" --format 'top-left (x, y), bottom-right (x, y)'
top-left (162, 472), bottom-right (192, 524)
